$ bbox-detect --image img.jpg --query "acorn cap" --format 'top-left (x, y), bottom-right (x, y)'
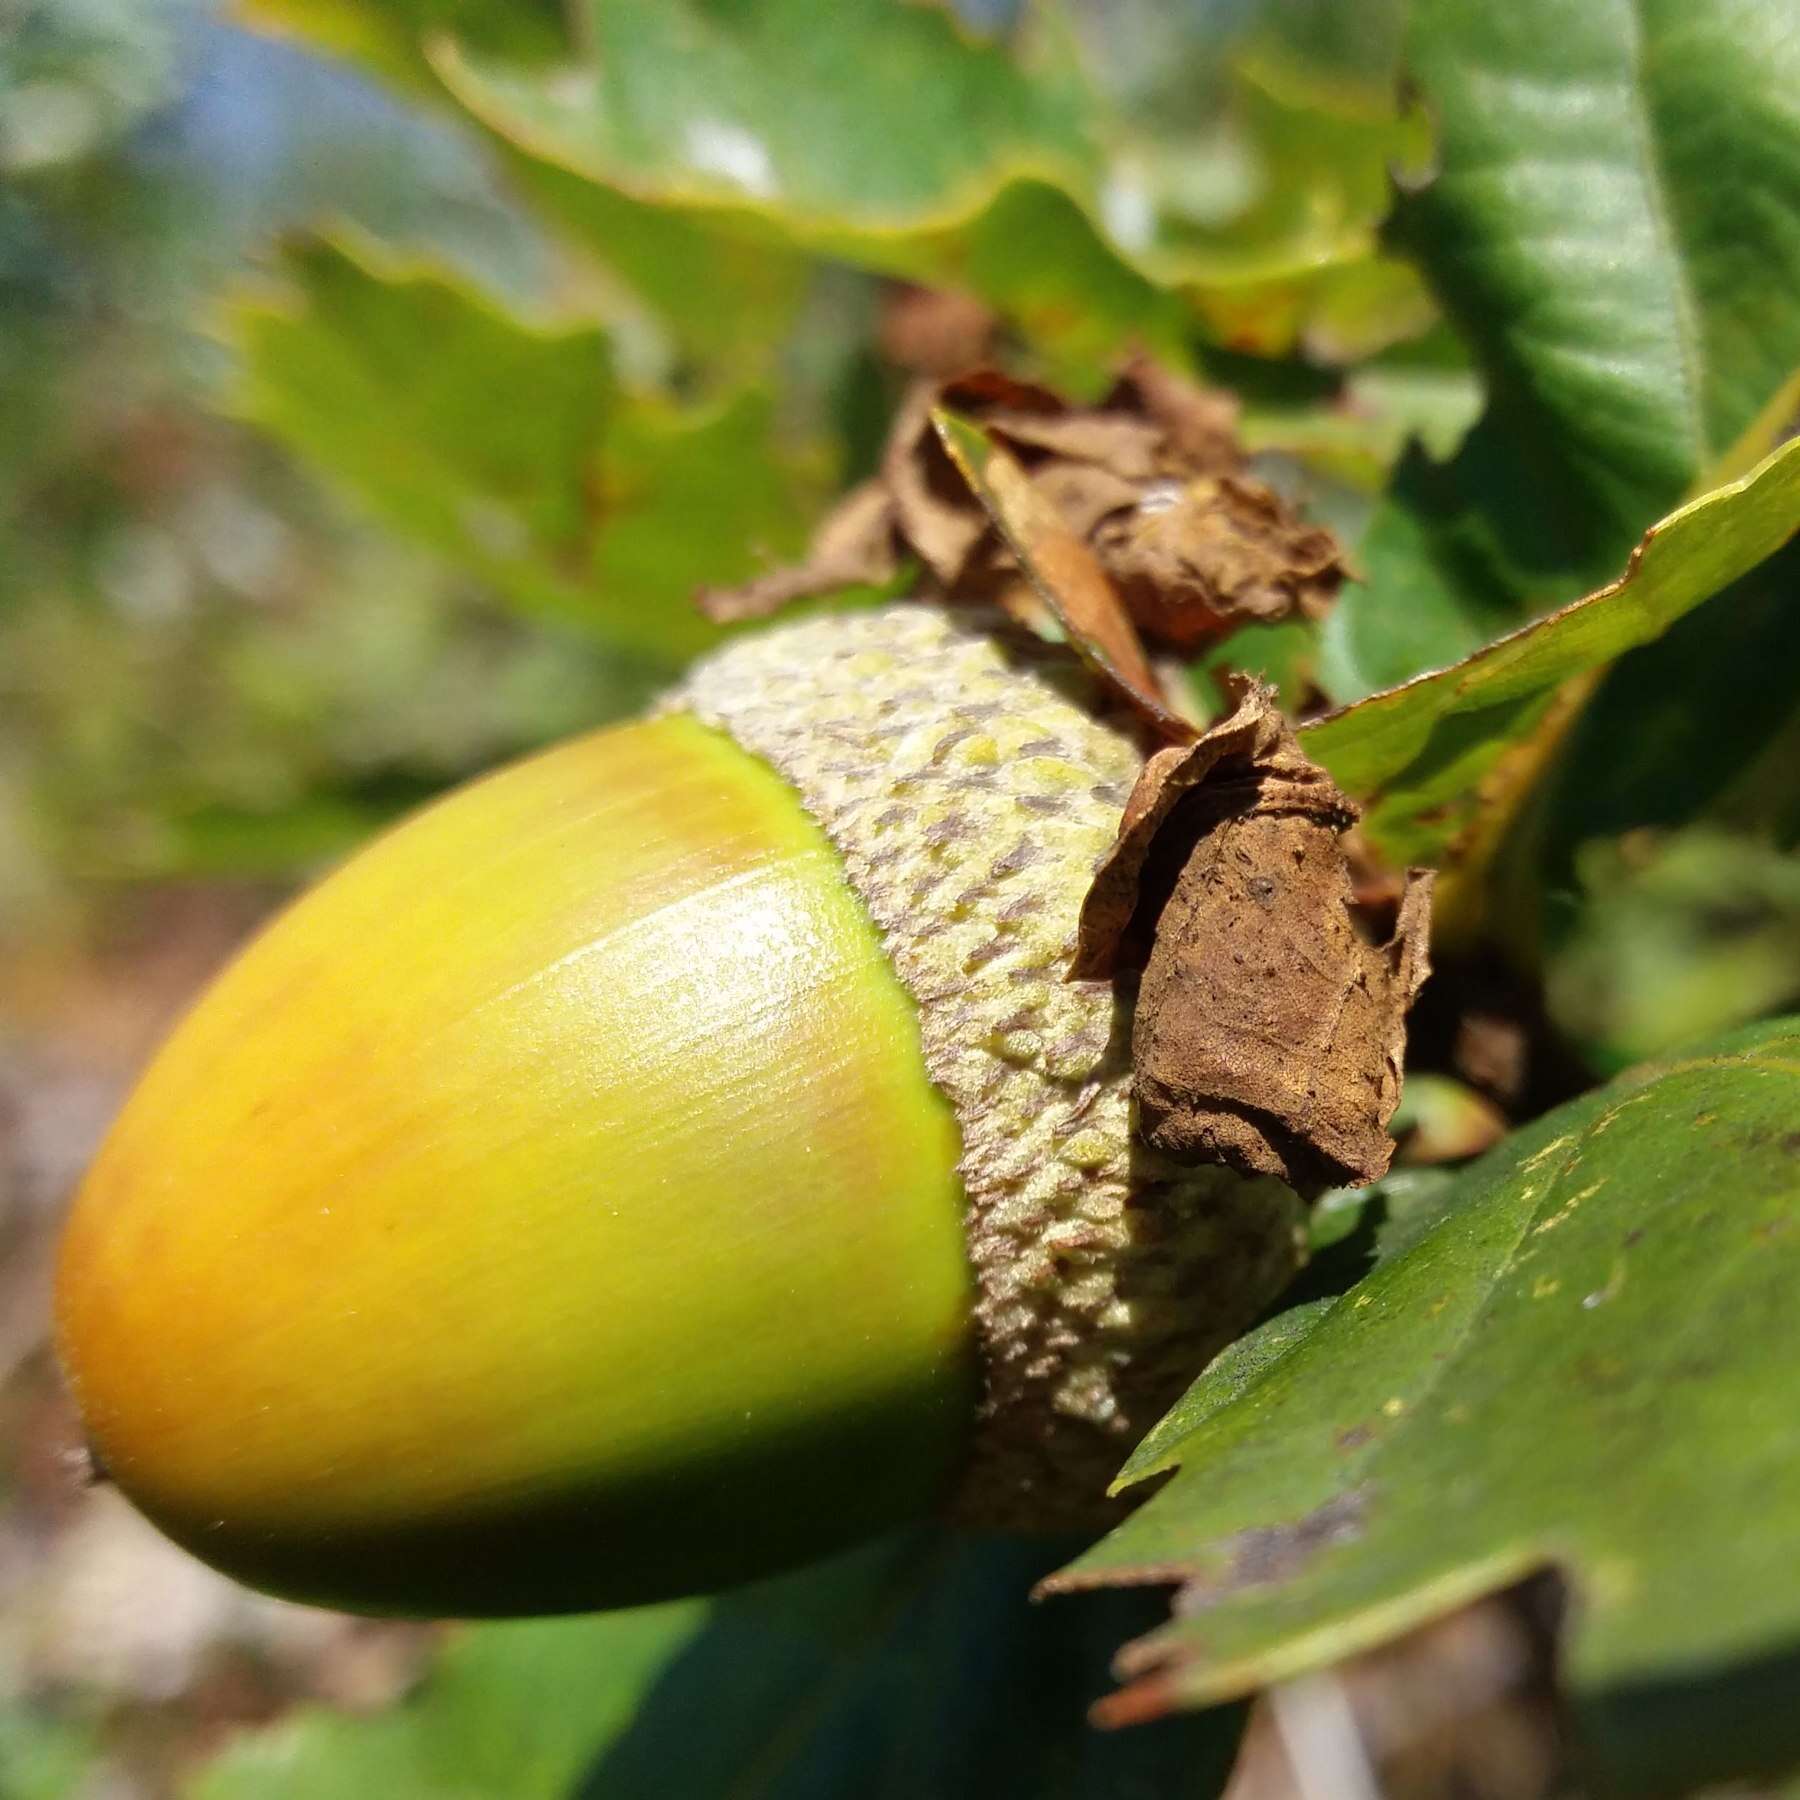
top-left (55, 604), bottom-right (1304, 1618)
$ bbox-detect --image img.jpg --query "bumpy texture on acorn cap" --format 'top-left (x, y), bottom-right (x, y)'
top-left (669, 603), bottom-right (1305, 1525)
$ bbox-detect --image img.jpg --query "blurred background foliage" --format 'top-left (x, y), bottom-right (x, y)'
top-left (2, 1), bottom-right (1798, 1795)
top-left (0, 0), bottom-right (1474, 942)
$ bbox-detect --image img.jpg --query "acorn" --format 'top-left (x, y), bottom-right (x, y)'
top-left (54, 604), bottom-right (1305, 1619)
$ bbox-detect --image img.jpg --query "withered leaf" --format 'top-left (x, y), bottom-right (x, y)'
top-left (1074, 684), bottom-right (1433, 1192)
top-left (1097, 474), bottom-right (1346, 649)
top-left (1072, 685), bottom-right (1345, 979)
top-left (931, 407), bottom-right (1195, 743)
top-left (699, 355), bottom-right (1344, 650)
top-left (1105, 356), bottom-right (1242, 472)
top-left (882, 375), bottom-right (1009, 586)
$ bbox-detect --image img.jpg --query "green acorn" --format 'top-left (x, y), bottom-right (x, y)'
top-left (54, 604), bottom-right (1304, 1619)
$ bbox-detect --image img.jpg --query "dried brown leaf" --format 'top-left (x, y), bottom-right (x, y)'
top-left (1105, 355), bottom-right (1243, 474)
top-left (1098, 475), bottom-right (1347, 649)
top-left (1073, 685), bottom-right (1340, 978)
top-left (698, 354), bottom-right (1343, 651)
top-left (975, 407), bottom-right (1168, 481)
top-left (883, 379), bottom-right (996, 585)
top-left (931, 408), bottom-right (1194, 741)
top-left (1075, 684), bottom-right (1433, 1191)
top-left (1027, 459), bottom-right (1146, 542)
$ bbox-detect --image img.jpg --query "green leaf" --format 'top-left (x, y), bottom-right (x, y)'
top-left (1507, 536), bottom-right (1800, 1057)
top-left (244, 0), bottom-right (815, 378)
top-left (427, 2), bottom-right (1188, 382)
top-left (241, 1), bottom-right (1436, 376)
top-left (1115, 68), bottom-right (1431, 343)
top-left (1530, 535), bottom-right (1800, 861)
top-left (1323, 0), bottom-right (1800, 698)
top-left (230, 237), bottom-right (806, 660)
top-left (188, 1604), bottom-right (706, 1800)
top-left (1245, 0), bottom-right (1407, 106)
top-left (0, 1706), bottom-right (106, 1800)
top-left (474, 0), bottom-right (1098, 231)
top-left (1111, 1298), bottom-right (1339, 1494)
top-left (240, 0), bottom-right (567, 95)
top-left (1237, 337), bottom-right (1483, 495)
top-left (1543, 828), bottom-right (1800, 1074)
top-left (1049, 1016), bottom-right (1800, 1796)
top-left (417, 0), bottom-right (1426, 373)
top-left (1193, 619), bottom-right (1318, 719)
top-left (190, 1535), bottom-right (1245, 1800)
top-left (494, 149), bottom-right (814, 383)
top-left (1300, 436), bottom-right (1800, 868)
top-left (581, 1533), bottom-right (1243, 1798)
top-left (1316, 433), bottom-right (1531, 698)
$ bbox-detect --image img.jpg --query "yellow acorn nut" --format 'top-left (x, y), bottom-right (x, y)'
top-left (55, 605), bottom-right (1304, 1618)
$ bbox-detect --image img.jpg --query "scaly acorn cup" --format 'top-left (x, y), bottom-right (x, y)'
top-left (55, 604), bottom-right (1306, 1618)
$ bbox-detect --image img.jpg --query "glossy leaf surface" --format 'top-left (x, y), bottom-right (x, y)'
top-left (1323, 0), bottom-right (1800, 698)
top-left (1302, 438), bottom-right (1800, 870)
top-left (1053, 1017), bottom-right (1800, 1795)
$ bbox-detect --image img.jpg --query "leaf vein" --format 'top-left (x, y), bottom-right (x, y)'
top-left (1619, 0), bottom-right (1711, 471)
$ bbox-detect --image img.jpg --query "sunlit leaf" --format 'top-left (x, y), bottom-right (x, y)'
top-left (239, 0), bottom-right (566, 95)
top-left (1300, 437), bottom-right (1800, 869)
top-left (423, 0), bottom-right (1421, 371)
top-left (493, 149), bottom-right (814, 383)
top-left (240, 0), bottom-right (1439, 376)
top-left (229, 237), bottom-right (807, 659)
top-left (427, 2), bottom-right (1187, 383)
top-left (188, 1603), bottom-right (706, 1799)
top-left (1051, 1015), bottom-right (1800, 1797)
top-left (1322, 0), bottom-right (1800, 699)
top-left (1495, 535), bottom-right (1800, 1009)
top-left (243, 0), bottom-right (815, 378)
top-left (1528, 536), bottom-right (1800, 862)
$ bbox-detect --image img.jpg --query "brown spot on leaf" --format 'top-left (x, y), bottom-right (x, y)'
top-left (1045, 1488), bottom-right (1370, 1622)
top-left (1075, 684), bottom-right (1433, 1191)
top-left (1187, 1488), bottom-right (1369, 1600)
